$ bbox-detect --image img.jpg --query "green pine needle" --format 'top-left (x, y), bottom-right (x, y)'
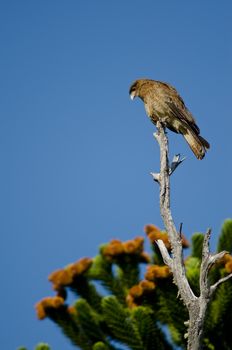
top-left (217, 219), bottom-right (232, 253)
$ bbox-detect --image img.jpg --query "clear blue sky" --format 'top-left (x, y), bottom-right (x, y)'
top-left (0, 1), bottom-right (231, 349)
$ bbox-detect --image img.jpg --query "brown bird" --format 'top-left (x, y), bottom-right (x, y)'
top-left (129, 79), bottom-right (210, 159)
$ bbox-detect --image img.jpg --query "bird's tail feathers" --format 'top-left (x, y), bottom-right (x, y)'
top-left (183, 129), bottom-right (210, 160)
top-left (198, 135), bottom-right (210, 150)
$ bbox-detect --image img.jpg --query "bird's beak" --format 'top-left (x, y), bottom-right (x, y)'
top-left (130, 91), bottom-right (136, 100)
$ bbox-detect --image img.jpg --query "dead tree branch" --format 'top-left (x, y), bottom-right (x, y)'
top-left (153, 121), bottom-right (232, 350)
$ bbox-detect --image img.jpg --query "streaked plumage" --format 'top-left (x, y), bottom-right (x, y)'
top-left (129, 79), bottom-right (210, 159)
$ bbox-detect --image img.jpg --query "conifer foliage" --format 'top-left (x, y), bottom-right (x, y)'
top-left (21, 219), bottom-right (232, 350)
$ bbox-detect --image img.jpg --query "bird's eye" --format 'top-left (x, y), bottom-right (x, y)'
top-left (129, 86), bottom-right (136, 94)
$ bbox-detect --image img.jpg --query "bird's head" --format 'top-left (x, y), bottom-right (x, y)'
top-left (129, 80), bottom-right (141, 100)
top-left (129, 79), bottom-right (152, 100)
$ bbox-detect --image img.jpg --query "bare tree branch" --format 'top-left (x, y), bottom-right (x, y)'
top-left (210, 273), bottom-right (232, 294)
top-left (152, 121), bottom-right (232, 350)
top-left (169, 154), bottom-right (186, 175)
top-left (150, 152), bottom-right (186, 182)
top-left (156, 239), bottom-right (173, 268)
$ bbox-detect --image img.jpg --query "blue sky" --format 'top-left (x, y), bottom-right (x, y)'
top-left (0, 1), bottom-right (231, 349)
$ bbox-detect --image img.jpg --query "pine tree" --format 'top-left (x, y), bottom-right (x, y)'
top-left (21, 219), bottom-right (232, 350)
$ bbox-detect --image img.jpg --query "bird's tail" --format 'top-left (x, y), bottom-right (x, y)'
top-left (183, 128), bottom-right (210, 160)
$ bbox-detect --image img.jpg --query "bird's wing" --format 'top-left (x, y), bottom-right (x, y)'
top-left (166, 100), bottom-right (200, 134)
top-left (155, 81), bottom-right (199, 132)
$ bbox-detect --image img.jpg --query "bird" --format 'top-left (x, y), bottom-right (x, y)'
top-left (129, 79), bottom-right (210, 159)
